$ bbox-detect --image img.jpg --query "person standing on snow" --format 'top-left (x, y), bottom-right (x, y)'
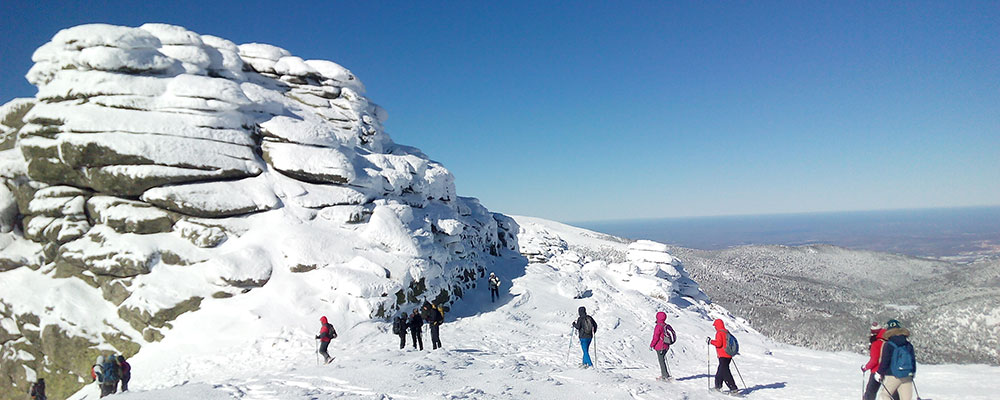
top-left (117, 355), bottom-right (131, 392)
top-left (315, 316), bottom-right (338, 364)
top-left (488, 272), bottom-right (501, 302)
top-left (707, 319), bottom-right (739, 393)
top-left (878, 319), bottom-right (917, 400)
top-left (408, 309), bottom-right (424, 350)
top-left (571, 306), bottom-right (598, 367)
top-left (862, 322), bottom-right (899, 400)
top-left (649, 311), bottom-right (676, 380)
top-left (393, 312), bottom-right (408, 349)
top-left (423, 302), bottom-right (444, 350)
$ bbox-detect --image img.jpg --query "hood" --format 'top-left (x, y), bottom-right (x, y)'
top-left (656, 311), bottom-right (666, 323)
top-left (875, 328), bottom-right (887, 340)
top-left (578, 306), bottom-right (587, 317)
top-left (96, 355), bottom-right (104, 365)
top-left (713, 319), bottom-right (726, 330)
top-left (320, 316), bottom-right (328, 324)
top-left (885, 327), bottom-right (910, 341)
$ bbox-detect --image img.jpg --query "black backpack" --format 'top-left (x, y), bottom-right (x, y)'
top-left (392, 318), bottom-right (404, 334)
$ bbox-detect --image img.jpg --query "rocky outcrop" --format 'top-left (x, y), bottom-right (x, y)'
top-left (0, 23), bottom-right (520, 398)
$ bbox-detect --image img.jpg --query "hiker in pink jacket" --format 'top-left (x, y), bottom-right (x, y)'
top-left (649, 311), bottom-right (676, 380)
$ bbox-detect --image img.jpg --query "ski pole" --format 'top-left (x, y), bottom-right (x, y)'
top-left (592, 337), bottom-right (597, 368)
top-left (566, 327), bottom-right (573, 366)
top-left (732, 357), bottom-right (747, 392)
top-left (862, 370), bottom-right (866, 400)
top-left (315, 338), bottom-right (320, 365)
top-left (707, 342), bottom-right (712, 389)
top-left (912, 380), bottom-right (923, 400)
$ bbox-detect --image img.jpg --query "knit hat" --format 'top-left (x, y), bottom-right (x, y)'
top-left (886, 319), bottom-right (901, 329)
top-left (869, 322), bottom-right (882, 333)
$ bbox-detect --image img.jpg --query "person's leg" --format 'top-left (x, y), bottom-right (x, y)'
top-left (714, 358), bottom-right (725, 389)
top-left (411, 331), bottom-right (418, 349)
top-left (895, 378), bottom-right (913, 400)
top-left (722, 358), bottom-right (737, 390)
top-left (417, 332), bottom-right (424, 350)
top-left (580, 338), bottom-right (593, 366)
top-left (399, 333), bottom-right (406, 349)
top-left (656, 349), bottom-right (668, 378)
top-left (430, 325), bottom-right (440, 349)
top-left (879, 376), bottom-right (902, 400)
top-left (319, 341), bottom-right (331, 362)
top-left (864, 372), bottom-right (880, 400)
top-left (122, 375), bottom-right (129, 392)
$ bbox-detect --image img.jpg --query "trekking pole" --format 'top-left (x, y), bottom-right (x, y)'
top-left (315, 338), bottom-right (320, 365)
top-left (861, 371), bottom-right (866, 400)
top-left (913, 380), bottom-right (923, 400)
top-left (592, 337), bottom-right (598, 368)
top-left (566, 327), bottom-right (574, 366)
top-left (732, 358), bottom-right (747, 392)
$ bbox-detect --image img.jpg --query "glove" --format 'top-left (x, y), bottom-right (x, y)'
top-left (315, 335), bottom-right (320, 339)
top-left (860, 366), bottom-right (865, 373)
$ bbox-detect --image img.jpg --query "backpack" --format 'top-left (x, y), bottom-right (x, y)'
top-left (436, 306), bottom-right (446, 324)
top-left (392, 318), bottom-right (402, 334)
top-left (324, 323), bottom-right (337, 339)
top-left (886, 340), bottom-right (917, 378)
top-left (101, 359), bottom-right (118, 383)
top-left (661, 324), bottom-right (676, 345)
top-left (724, 331), bottom-right (740, 356)
top-left (581, 316), bottom-right (594, 335)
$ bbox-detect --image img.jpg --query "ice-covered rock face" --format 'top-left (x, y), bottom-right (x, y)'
top-left (0, 23), bottom-right (516, 399)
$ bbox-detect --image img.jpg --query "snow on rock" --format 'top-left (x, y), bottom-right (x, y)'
top-left (0, 23), bottom-right (515, 400)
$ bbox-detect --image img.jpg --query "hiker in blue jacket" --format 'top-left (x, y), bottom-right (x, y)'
top-left (877, 319), bottom-right (916, 400)
top-left (571, 306), bottom-right (598, 367)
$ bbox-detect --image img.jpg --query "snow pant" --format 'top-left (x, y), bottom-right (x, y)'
top-left (430, 324), bottom-right (441, 349)
top-left (319, 340), bottom-right (331, 361)
top-left (490, 287), bottom-right (499, 302)
top-left (866, 373), bottom-right (900, 400)
top-left (656, 349), bottom-right (670, 378)
top-left (398, 332), bottom-right (407, 349)
top-left (99, 382), bottom-right (117, 398)
top-left (121, 374), bottom-right (130, 392)
top-left (580, 338), bottom-right (593, 366)
top-left (879, 376), bottom-right (913, 400)
top-left (411, 329), bottom-right (423, 350)
top-left (715, 357), bottom-right (738, 391)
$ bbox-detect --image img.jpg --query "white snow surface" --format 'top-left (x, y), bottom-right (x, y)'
top-left (63, 216), bottom-right (1000, 400)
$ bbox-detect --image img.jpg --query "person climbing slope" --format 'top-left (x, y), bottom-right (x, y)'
top-left (649, 311), bottom-right (676, 380)
top-left (878, 319), bottom-right (917, 400)
top-left (488, 272), bottom-right (501, 302)
top-left (707, 319), bottom-right (739, 394)
top-left (571, 306), bottom-right (598, 367)
top-left (315, 316), bottom-right (338, 364)
top-left (28, 378), bottom-right (46, 400)
top-left (423, 301), bottom-right (444, 350)
top-left (117, 355), bottom-right (131, 392)
top-left (393, 312), bottom-right (408, 350)
top-left (408, 309), bottom-right (424, 351)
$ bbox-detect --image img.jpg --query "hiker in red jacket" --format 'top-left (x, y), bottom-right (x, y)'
top-left (862, 322), bottom-right (898, 400)
top-left (315, 316), bottom-right (337, 363)
top-left (707, 319), bottom-right (738, 393)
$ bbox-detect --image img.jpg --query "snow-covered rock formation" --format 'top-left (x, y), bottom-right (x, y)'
top-left (0, 23), bottom-right (516, 399)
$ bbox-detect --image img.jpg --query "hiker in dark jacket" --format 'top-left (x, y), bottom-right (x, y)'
top-left (571, 306), bottom-right (597, 367)
top-left (423, 302), bottom-right (444, 350)
top-left (394, 313), bottom-right (408, 349)
top-left (315, 316), bottom-right (337, 363)
top-left (877, 319), bottom-right (915, 400)
top-left (117, 355), bottom-right (131, 392)
top-left (29, 378), bottom-right (46, 400)
top-left (488, 272), bottom-right (501, 302)
top-left (408, 309), bottom-right (424, 350)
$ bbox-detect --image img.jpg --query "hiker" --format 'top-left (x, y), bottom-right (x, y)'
top-left (117, 355), bottom-right (131, 392)
top-left (408, 309), bottom-right (424, 350)
top-left (96, 353), bottom-right (120, 397)
top-left (423, 301), bottom-right (444, 350)
top-left (315, 316), bottom-right (337, 364)
top-left (571, 306), bottom-right (598, 367)
top-left (393, 312), bottom-right (408, 349)
top-left (707, 319), bottom-right (739, 393)
top-left (649, 311), bottom-right (676, 380)
top-left (28, 378), bottom-right (45, 400)
top-left (877, 319), bottom-right (916, 400)
top-left (862, 322), bottom-right (899, 400)
top-left (488, 272), bottom-right (501, 302)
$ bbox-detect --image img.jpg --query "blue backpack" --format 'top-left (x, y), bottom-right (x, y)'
top-left (101, 359), bottom-right (118, 383)
top-left (724, 331), bottom-right (740, 356)
top-left (886, 340), bottom-right (916, 378)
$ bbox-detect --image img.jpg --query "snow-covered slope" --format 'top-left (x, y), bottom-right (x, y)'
top-left (66, 216), bottom-right (1000, 400)
top-left (0, 23), bottom-right (515, 399)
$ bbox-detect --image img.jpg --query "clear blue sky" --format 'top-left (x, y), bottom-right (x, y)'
top-left (2, 1), bottom-right (998, 222)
